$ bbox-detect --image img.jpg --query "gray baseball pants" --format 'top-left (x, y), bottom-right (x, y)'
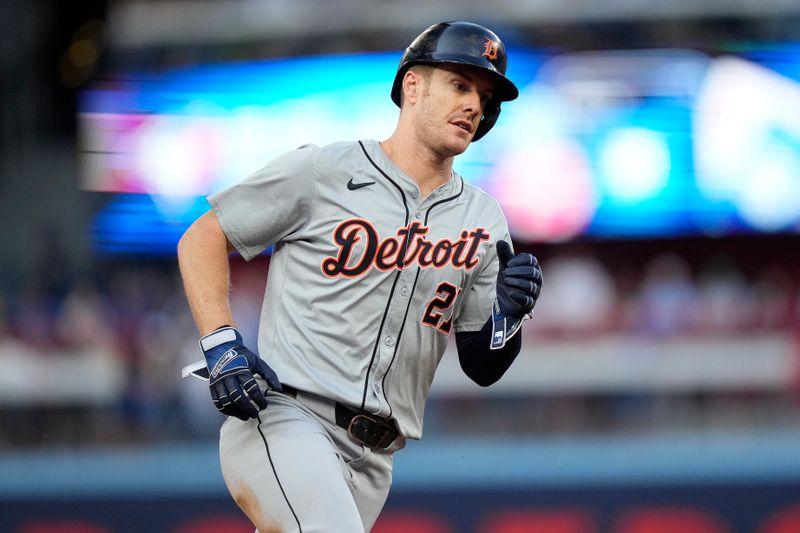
top-left (219, 388), bottom-right (394, 532)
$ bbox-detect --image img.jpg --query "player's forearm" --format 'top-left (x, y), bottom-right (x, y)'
top-left (177, 211), bottom-right (236, 336)
top-left (455, 318), bottom-right (522, 387)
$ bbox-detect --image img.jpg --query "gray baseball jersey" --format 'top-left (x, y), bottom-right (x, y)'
top-left (210, 139), bottom-right (510, 442)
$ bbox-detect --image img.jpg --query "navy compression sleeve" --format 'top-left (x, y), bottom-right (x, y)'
top-left (455, 318), bottom-right (522, 387)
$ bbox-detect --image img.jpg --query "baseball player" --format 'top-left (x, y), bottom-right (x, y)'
top-left (177, 21), bottom-right (542, 533)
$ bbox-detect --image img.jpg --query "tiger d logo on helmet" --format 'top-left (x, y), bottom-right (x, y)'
top-left (391, 21), bottom-right (519, 142)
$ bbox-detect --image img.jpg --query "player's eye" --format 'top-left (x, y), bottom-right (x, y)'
top-left (453, 80), bottom-right (467, 92)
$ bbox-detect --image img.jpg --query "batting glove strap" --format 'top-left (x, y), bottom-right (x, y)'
top-left (199, 326), bottom-right (238, 352)
top-left (490, 299), bottom-right (532, 350)
top-left (200, 327), bottom-right (248, 379)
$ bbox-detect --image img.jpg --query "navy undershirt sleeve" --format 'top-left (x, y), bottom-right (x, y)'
top-left (455, 317), bottom-right (522, 387)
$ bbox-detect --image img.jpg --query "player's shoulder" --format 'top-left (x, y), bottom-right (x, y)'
top-left (267, 142), bottom-right (321, 170)
top-left (304, 140), bottom-right (361, 166)
top-left (457, 179), bottom-right (510, 244)
top-left (316, 140), bottom-right (364, 157)
top-left (307, 140), bottom-right (373, 178)
top-left (458, 177), bottom-right (507, 219)
top-left (269, 141), bottom-right (358, 176)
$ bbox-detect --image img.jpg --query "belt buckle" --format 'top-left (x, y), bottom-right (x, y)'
top-left (348, 414), bottom-right (375, 441)
top-left (348, 414), bottom-right (386, 449)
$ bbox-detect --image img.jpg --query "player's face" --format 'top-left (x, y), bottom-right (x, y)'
top-left (414, 65), bottom-right (495, 156)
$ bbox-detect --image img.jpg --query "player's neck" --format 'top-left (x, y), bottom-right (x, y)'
top-left (379, 136), bottom-right (453, 199)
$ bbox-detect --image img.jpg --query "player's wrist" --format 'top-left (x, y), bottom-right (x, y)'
top-left (489, 299), bottom-right (531, 350)
top-left (199, 325), bottom-right (240, 352)
top-left (199, 326), bottom-right (249, 377)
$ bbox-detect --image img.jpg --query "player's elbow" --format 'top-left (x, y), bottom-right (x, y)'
top-left (469, 374), bottom-right (500, 387)
top-left (459, 359), bottom-right (505, 387)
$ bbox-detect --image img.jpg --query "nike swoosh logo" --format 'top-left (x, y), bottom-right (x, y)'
top-left (347, 178), bottom-right (376, 191)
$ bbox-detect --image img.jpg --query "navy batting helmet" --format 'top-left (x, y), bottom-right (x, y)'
top-left (391, 21), bottom-right (519, 141)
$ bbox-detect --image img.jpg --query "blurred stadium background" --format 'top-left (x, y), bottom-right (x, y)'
top-left (2, 0), bottom-right (800, 531)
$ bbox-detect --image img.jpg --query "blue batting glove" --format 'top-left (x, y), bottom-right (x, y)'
top-left (199, 326), bottom-right (282, 421)
top-left (496, 240), bottom-right (542, 318)
top-left (491, 240), bottom-right (543, 349)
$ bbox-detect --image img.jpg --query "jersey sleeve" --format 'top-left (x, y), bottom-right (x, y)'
top-left (453, 219), bottom-right (512, 333)
top-left (208, 144), bottom-right (320, 260)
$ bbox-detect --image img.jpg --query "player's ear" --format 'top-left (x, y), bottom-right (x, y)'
top-left (402, 69), bottom-right (421, 105)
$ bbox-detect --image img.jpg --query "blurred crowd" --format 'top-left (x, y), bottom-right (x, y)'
top-left (530, 247), bottom-right (800, 338)
top-left (0, 243), bottom-right (798, 449)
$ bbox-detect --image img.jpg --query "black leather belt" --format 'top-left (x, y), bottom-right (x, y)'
top-left (280, 385), bottom-right (398, 450)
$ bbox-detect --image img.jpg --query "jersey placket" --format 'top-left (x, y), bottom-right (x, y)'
top-left (366, 189), bottom-right (419, 417)
top-left (369, 190), bottom-right (444, 418)
top-left (370, 269), bottom-right (417, 417)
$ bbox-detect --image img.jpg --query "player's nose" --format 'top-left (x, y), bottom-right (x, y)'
top-left (461, 90), bottom-right (481, 119)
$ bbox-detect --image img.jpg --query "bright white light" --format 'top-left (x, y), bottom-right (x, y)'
top-left (736, 141), bottom-right (800, 231)
top-left (219, 106), bottom-right (277, 191)
top-left (135, 114), bottom-right (224, 216)
top-left (694, 56), bottom-right (800, 205)
top-left (600, 127), bottom-right (670, 202)
top-left (136, 115), bottom-right (218, 197)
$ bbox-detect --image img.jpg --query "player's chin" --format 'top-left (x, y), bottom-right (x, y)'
top-left (444, 130), bottom-right (472, 154)
top-left (451, 139), bottom-right (471, 155)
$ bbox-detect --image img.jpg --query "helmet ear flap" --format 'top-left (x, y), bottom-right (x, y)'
top-left (473, 101), bottom-right (501, 142)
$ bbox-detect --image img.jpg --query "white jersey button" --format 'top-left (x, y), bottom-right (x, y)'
top-left (384, 336), bottom-right (395, 346)
top-left (400, 286), bottom-right (409, 296)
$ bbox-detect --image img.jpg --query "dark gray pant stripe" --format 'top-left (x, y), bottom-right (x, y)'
top-left (256, 413), bottom-right (303, 532)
